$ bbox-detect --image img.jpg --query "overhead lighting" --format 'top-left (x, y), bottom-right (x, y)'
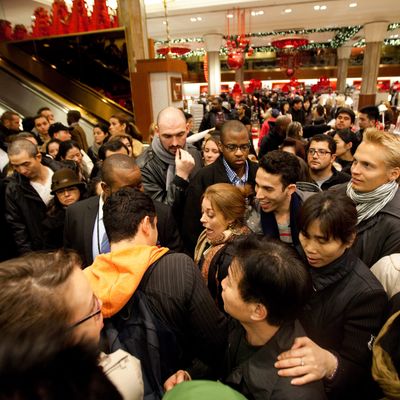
top-left (190, 17), bottom-right (197, 22)
top-left (314, 5), bottom-right (327, 11)
top-left (320, 5), bottom-right (327, 10)
top-left (162, 20), bottom-right (167, 25)
top-left (314, 5), bottom-right (320, 10)
top-left (226, 14), bottom-right (234, 18)
top-left (310, 40), bottom-right (315, 43)
top-left (284, 8), bottom-right (292, 13)
top-left (349, 2), bottom-right (358, 7)
top-left (251, 10), bottom-right (264, 16)
top-left (197, 17), bottom-right (202, 21)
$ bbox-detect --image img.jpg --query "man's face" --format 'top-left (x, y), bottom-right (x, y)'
top-left (212, 100), bottom-right (222, 112)
top-left (293, 101), bottom-right (302, 111)
top-left (335, 113), bottom-right (352, 130)
top-left (219, 129), bottom-right (250, 172)
top-left (351, 141), bottom-right (400, 192)
top-left (255, 168), bottom-right (293, 214)
top-left (35, 117), bottom-right (50, 136)
top-left (157, 118), bottom-right (188, 155)
top-left (9, 150), bottom-right (42, 180)
top-left (54, 129), bottom-right (72, 142)
top-left (4, 114), bottom-right (20, 131)
top-left (307, 140), bottom-right (335, 174)
top-left (358, 113), bottom-right (374, 130)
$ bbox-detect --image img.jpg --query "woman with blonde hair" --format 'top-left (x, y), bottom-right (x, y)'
top-left (109, 113), bottom-right (143, 157)
top-left (194, 183), bottom-right (251, 310)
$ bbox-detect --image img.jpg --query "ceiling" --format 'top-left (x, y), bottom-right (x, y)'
top-left (1, 0), bottom-right (400, 45)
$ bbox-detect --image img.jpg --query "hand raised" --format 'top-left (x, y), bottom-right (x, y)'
top-left (175, 149), bottom-right (195, 181)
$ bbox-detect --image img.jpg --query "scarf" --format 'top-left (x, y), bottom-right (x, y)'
top-left (152, 135), bottom-right (187, 189)
top-left (346, 180), bottom-right (398, 224)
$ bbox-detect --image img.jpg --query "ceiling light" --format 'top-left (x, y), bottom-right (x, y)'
top-left (349, 2), bottom-right (357, 7)
top-left (226, 14), bottom-right (233, 18)
top-left (314, 5), bottom-right (320, 10)
top-left (320, 5), bottom-right (327, 10)
top-left (284, 8), bottom-right (292, 13)
top-left (197, 17), bottom-right (202, 21)
top-left (310, 40), bottom-right (315, 43)
top-left (162, 20), bottom-right (167, 25)
top-left (190, 17), bottom-right (196, 22)
top-left (251, 10), bottom-right (264, 16)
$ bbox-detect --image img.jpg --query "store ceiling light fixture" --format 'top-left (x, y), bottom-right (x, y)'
top-left (251, 10), bottom-right (264, 16)
top-left (226, 14), bottom-right (234, 18)
top-left (349, 2), bottom-right (358, 7)
top-left (284, 8), bottom-right (292, 13)
top-left (314, 5), bottom-right (327, 11)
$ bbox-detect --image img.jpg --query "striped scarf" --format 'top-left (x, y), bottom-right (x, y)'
top-left (346, 180), bottom-right (399, 224)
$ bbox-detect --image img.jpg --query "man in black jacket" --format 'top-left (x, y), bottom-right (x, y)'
top-left (5, 139), bottom-right (58, 254)
top-left (182, 120), bottom-right (258, 254)
top-left (258, 115), bottom-right (291, 159)
top-left (199, 97), bottom-right (233, 132)
top-left (64, 154), bottom-right (182, 267)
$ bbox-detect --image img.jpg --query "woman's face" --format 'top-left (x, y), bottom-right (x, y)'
top-left (333, 134), bottom-right (351, 158)
top-left (48, 142), bottom-right (59, 159)
top-left (64, 147), bottom-right (83, 165)
top-left (299, 219), bottom-right (351, 268)
top-left (55, 186), bottom-right (81, 207)
top-left (109, 118), bottom-right (126, 136)
top-left (200, 196), bottom-right (231, 242)
top-left (283, 103), bottom-right (290, 112)
top-left (303, 100), bottom-right (311, 110)
top-left (120, 137), bottom-right (133, 156)
top-left (203, 140), bottom-right (220, 166)
top-left (93, 127), bottom-right (107, 145)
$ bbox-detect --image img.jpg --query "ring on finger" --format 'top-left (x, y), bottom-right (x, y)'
top-left (300, 357), bottom-right (305, 367)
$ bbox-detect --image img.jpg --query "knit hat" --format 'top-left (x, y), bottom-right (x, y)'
top-left (163, 381), bottom-right (247, 400)
top-left (51, 168), bottom-right (84, 194)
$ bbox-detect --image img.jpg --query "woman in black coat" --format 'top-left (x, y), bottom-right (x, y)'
top-left (42, 168), bottom-right (86, 249)
top-left (275, 191), bottom-right (387, 400)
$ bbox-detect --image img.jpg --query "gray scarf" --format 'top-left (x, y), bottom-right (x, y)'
top-left (346, 180), bottom-right (399, 224)
top-left (151, 135), bottom-right (187, 189)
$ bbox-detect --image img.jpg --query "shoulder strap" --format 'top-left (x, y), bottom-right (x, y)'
top-left (139, 250), bottom-right (172, 290)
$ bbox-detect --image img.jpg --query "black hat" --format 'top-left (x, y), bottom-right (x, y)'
top-left (51, 168), bottom-right (85, 194)
top-left (48, 123), bottom-right (71, 138)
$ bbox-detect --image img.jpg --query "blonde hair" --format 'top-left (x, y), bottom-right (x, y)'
top-left (363, 129), bottom-right (400, 169)
top-left (203, 183), bottom-right (248, 227)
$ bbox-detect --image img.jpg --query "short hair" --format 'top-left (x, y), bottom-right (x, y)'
top-left (0, 111), bottom-right (18, 124)
top-left (7, 139), bottom-right (38, 158)
top-left (203, 183), bottom-right (247, 228)
top-left (37, 106), bottom-right (52, 115)
top-left (286, 121), bottom-right (303, 140)
top-left (101, 154), bottom-right (139, 187)
top-left (363, 129), bottom-right (400, 170)
top-left (292, 97), bottom-right (303, 105)
top-left (232, 235), bottom-right (311, 326)
top-left (57, 140), bottom-right (81, 160)
top-left (46, 138), bottom-right (61, 154)
top-left (335, 107), bottom-right (355, 124)
top-left (184, 112), bottom-right (193, 121)
top-left (98, 140), bottom-right (129, 161)
top-left (33, 114), bottom-right (48, 124)
top-left (0, 250), bottom-right (79, 337)
top-left (359, 106), bottom-right (379, 122)
top-left (220, 120), bottom-right (247, 142)
top-left (281, 137), bottom-right (306, 160)
top-left (315, 104), bottom-right (325, 117)
top-left (334, 128), bottom-right (360, 155)
top-left (67, 110), bottom-right (81, 123)
top-left (103, 188), bottom-right (156, 243)
top-left (299, 191), bottom-right (357, 244)
top-left (259, 150), bottom-right (301, 187)
top-left (309, 134), bottom-right (336, 154)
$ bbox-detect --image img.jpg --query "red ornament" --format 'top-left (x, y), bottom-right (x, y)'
top-left (0, 20), bottom-right (14, 41)
top-left (31, 7), bottom-right (51, 38)
top-left (271, 37), bottom-right (309, 49)
top-left (227, 52), bottom-right (244, 70)
top-left (156, 46), bottom-right (191, 56)
top-left (13, 24), bottom-right (29, 40)
top-left (50, 0), bottom-right (69, 35)
top-left (90, 0), bottom-right (112, 30)
top-left (286, 68), bottom-right (295, 77)
top-left (68, 0), bottom-right (89, 33)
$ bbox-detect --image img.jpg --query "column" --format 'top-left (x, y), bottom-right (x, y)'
top-left (359, 21), bottom-right (388, 109)
top-left (336, 45), bottom-right (352, 94)
top-left (235, 67), bottom-right (245, 92)
top-left (203, 33), bottom-right (223, 96)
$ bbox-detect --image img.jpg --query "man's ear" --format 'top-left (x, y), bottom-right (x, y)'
top-left (250, 303), bottom-right (267, 322)
top-left (101, 182), bottom-right (110, 197)
top-left (330, 153), bottom-right (337, 163)
top-left (36, 152), bottom-right (42, 163)
top-left (286, 183), bottom-right (296, 196)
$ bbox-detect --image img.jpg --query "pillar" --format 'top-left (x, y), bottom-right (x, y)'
top-left (203, 33), bottom-right (223, 96)
top-left (235, 67), bottom-right (245, 92)
top-left (336, 45), bottom-right (352, 94)
top-left (359, 21), bottom-right (388, 109)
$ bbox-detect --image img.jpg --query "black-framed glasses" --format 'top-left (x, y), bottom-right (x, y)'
top-left (308, 148), bottom-right (332, 157)
top-left (221, 142), bottom-right (251, 152)
top-left (69, 295), bottom-right (102, 329)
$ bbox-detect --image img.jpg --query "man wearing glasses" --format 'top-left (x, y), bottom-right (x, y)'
top-left (182, 120), bottom-right (258, 254)
top-left (307, 134), bottom-right (350, 190)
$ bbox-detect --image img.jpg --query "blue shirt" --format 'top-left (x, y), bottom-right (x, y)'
top-left (222, 157), bottom-right (249, 187)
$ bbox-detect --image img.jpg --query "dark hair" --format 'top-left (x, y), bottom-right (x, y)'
top-left (67, 110), bottom-right (81, 123)
top-left (103, 188), bottom-right (156, 243)
top-left (299, 191), bottom-right (357, 244)
top-left (101, 154), bottom-right (139, 188)
top-left (334, 128), bottom-right (360, 155)
top-left (46, 138), bottom-right (61, 155)
top-left (0, 250), bottom-right (80, 337)
top-left (0, 111), bottom-right (18, 124)
top-left (98, 140), bottom-right (129, 161)
top-left (220, 120), bottom-right (247, 142)
top-left (315, 104), bottom-right (325, 118)
top-left (259, 150), bottom-right (301, 187)
top-left (22, 116), bottom-right (35, 132)
top-left (280, 101), bottom-right (290, 114)
top-left (359, 106), bottom-right (379, 122)
top-left (33, 114), bottom-right (48, 124)
top-left (335, 107), bottom-right (355, 124)
top-left (232, 235), bottom-right (311, 326)
top-left (94, 123), bottom-right (110, 136)
top-left (57, 140), bottom-right (81, 161)
top-left (110, 113), bottom-right (142, 142)
top-left (308, 134), bottom-right (336, 154)
top-left (281, 137), bottom-right (306, 160)
top-left (184, 112), bottom-right (193, 121)
top-left (37, 107), bottom-right (52, 115)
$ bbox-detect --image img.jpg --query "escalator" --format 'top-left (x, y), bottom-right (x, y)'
top-left (0, 28), bottom-right (133, 127)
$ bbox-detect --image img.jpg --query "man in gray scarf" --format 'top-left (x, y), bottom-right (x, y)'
top-left (137, 107), bottom-right (202, 217)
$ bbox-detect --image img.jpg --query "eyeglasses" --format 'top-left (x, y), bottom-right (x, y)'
top-left (56, 186), bottom-right (79, 195)
top-left (70, 295), bottom-right (102, 329)
top-left (308, 148), bottom-right (332, 157)
top-left (221, 142), bottom-right (251, 152)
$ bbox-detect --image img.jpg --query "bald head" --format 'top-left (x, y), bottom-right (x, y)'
top-left (157, 107), bottom-right (186, 127)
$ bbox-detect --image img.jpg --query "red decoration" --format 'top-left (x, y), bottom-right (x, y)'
top-left (90, 0), bottom-right (112, 30)
top-left (311, 75), bottom-right (333, 94)
top-left (272, 37), bottom-right (308, 77)
top-left (68, 0), bottom-right (89, 33)
top-left (286, 68), bottom-right (295, 77)
top-left (246, 78), bottom-right (262, 94)
top-left (271, 38), bottom-right (309, 49)
top-left (227, 51), bottom-right (245, 70)
top-left (31, 7), bottom-right (51, 38)
top-left (0, 20), bottom-right (13, 41)
top-left (13, 24), bottom-right (29, 40)
top-left (156, 47), bottom-right (191, 56)
top-left (232, 82), bottom-right (242, 98)
top-left (203, 53), bottom-right (208, 83)
top-left (50, 0), bottom-right (69, 35)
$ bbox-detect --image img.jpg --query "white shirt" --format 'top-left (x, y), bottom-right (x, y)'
top-left (30, 166), bottom-right (54, 205)
top-left (92, 195), bottom-right (107, 260)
